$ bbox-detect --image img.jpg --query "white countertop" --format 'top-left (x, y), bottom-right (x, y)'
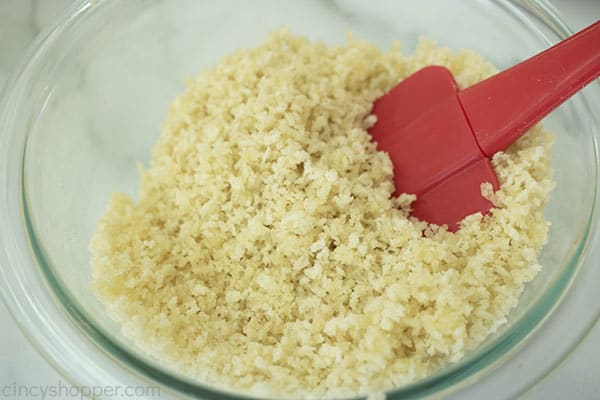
top-left (0, 1), bottom-right (598, 399)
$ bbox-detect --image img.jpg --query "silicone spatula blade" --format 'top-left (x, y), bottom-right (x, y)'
top-left (369, 20), bottom-right (600, 231)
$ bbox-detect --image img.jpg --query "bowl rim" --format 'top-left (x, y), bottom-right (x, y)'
top-left (1, 0), bottom-right (599, 399)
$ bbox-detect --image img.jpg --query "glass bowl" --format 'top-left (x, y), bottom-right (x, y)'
top-left (1, 0), bottom-right (599, 399)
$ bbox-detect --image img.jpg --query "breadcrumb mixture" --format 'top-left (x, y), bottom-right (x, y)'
top-left (90, 29), bottom-right (554, 399)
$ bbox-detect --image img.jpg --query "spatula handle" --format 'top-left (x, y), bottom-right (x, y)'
top-left (459, 20), bottom-right (600, 157)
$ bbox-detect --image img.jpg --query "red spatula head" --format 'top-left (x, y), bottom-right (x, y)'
top-left (370, 66), bottom-right (498, 231)
top-left (370, 21), bottom-right (600, 231)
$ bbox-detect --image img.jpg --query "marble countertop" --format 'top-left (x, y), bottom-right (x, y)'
top-left (0, 1), bottom-right (598, 399)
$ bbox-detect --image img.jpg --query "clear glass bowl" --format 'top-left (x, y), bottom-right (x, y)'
top-left (1, 0), bottom-right (599, 399)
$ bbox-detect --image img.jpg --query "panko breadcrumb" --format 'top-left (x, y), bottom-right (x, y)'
top-left (90, 29), bottom-right (554, 399)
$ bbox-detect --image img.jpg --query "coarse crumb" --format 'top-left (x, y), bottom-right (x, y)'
top-left (90, 29), bottom-right (554, 399)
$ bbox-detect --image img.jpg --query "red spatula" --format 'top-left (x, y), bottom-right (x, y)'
top-left (369, 21), bottom-right (600, 231)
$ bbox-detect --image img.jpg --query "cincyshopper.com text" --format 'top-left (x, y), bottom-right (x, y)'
top-left (1, 380), bottom-right (160, 399)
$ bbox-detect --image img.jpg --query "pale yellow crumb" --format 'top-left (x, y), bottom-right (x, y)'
top-left (90, 29), bottom-right (554, 399)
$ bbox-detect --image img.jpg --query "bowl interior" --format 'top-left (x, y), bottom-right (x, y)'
top-left (20, 0), bottom-right (597, 397)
